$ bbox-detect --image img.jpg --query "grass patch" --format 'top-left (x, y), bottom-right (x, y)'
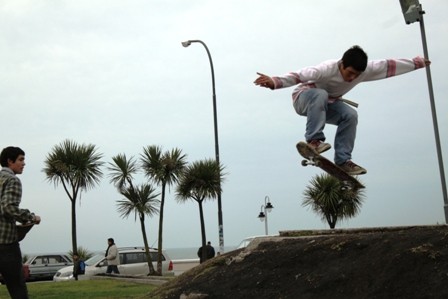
top-left (0, 280), bottom-right (158, 298)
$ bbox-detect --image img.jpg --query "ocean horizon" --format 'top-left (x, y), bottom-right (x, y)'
top-left (25, 245), bottom-right (237, 260)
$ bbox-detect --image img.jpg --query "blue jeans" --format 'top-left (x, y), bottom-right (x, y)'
top-left (0, 242), bottom-right (28, 299)
top-left (293, 88), bottom-right (358, 165)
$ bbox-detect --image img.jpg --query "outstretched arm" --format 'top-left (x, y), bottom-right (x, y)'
top-left (254, 72), bottom-right (275, 89)
top-left (363, 56), bottom-right (431, 81)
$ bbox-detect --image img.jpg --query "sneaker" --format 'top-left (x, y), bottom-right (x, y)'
top-left (338, 160), bottom-right (367, 175)
top-left (308, 140), bottom-right (331, 154)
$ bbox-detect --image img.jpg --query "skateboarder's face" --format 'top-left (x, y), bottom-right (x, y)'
top-left (339, 64), bottom-right (362, 82)
top-left (8, 155), bottom-right (25, 174)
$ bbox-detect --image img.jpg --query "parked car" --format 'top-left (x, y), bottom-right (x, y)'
top-left (236, 235), bottom-right (278, 249)
top-left (53, 247), bottom-right (173, 281)
top-left (25, 254), bottom-right (73, 281)
top-left (236, 236), bottom-right (263, 249)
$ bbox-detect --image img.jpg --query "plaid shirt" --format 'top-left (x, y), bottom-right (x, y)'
top-left (0, 167), bottom-right (35, 244)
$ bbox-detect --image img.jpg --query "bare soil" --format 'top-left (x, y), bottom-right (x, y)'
top-left (150, 225), bottom-right (448, 299)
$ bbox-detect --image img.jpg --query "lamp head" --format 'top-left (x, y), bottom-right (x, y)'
top-left (258, 211), bottom-right (266, 221)
top-left (181, 40), bottom-right (191, 47)
top-left (399, 0), bottom-right (422, 24)
top-left (265, 202), bottom-right (274, 213)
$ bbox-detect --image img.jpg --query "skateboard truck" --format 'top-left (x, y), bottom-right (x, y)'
top-left (301, 157), bottom-right (320, 167)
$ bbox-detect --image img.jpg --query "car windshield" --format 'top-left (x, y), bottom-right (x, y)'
top-left (237, 238), bottom-right (254, 249)
top-left (84, 253), bottom-right (105, 266)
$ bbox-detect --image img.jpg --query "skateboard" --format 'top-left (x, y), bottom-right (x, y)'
top-left (17, 222), bottom-right (34, 242)
top-left (296, 141), bottom-right (365, 190)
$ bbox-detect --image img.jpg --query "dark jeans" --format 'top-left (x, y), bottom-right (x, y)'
top-left (0, 242), bottom-right (28, 299)
top-left (106, 265), bottom-right (119, 274)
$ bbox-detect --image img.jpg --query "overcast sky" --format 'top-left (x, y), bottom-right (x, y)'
top-left (1, 0), bottom-right (447, 256)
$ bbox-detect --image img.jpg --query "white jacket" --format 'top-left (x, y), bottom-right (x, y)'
top-left (271, 56), bottom-right (426, 103)
top-left (105, 244), bottom-right (120, 265)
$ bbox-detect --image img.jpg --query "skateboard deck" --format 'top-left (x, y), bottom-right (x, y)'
top-left (296, 141), bottom-right (365, 190)
top-left (17, 223), bottom-right (34, 242)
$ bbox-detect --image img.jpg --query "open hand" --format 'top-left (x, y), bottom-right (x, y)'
top-left (254, 72), bottom-right (274, 89)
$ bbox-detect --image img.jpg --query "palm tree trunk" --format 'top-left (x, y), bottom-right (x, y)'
top-left (156, 183), bottom-right (166, 275)
top-left (71, 199), bottom-right (77, 254)
top-left (198, 200), bottom-right (207, 263)
top-left (326, 214), bottom-right (337, 229)
top-left (139, 215), bottom-right (155, 275)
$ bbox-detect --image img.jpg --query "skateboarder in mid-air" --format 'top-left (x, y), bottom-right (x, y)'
top-left (254, 45), bottom-right (431, 175)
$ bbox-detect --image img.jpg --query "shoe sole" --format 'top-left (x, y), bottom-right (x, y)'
top-left (345, 170), bottom-right (367, 175)
top-left (316, 145), bottom-right (331, 154)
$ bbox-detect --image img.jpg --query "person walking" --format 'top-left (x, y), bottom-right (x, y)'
top-left (0, 146), bottom-right (41, 299)
top-left (105, 238), bottom-right (120, 274)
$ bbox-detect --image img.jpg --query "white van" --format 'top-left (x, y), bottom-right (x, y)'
top-left (53, 247), bottom-right (173, 281)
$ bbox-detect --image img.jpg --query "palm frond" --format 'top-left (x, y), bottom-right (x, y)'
top-left (42, 139), bottom-right (104, 193)
top-left (140, 145), bottom-right (187, 186)
top-left (116, 184), bottom-right (160, 221)
top-left (302, 173), bottom-right (365, 228)
top-left (176, 159), bottom-right (224, 203)
top-left (107, 153), bottom-right (139, 190)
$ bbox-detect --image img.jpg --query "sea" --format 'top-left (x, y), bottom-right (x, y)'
top-left (25, 246), bottom-right (237, 261)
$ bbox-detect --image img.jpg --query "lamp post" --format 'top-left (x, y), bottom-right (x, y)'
top-left (399, 0), bottom-right (448, 223)
top-left (258, 196), bottom-right (274, 235)
top-left (182, 40), bottom-right (224, 253)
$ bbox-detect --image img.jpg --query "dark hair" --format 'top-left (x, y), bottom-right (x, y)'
top-left (0, 146), bottom-right (25, 167)
top-left (341, 45), bottom-right (368, 72)
top-left (108, 238), bottom-right (115, 244)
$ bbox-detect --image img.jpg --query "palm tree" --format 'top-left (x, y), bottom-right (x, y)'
top-left (43, 139), bottom-right (103, 255)
top-left (302, 174), bottom-right (365, 229)
top-left (108, 154), bottom-right (160, 275)
top-left (108, 153), bottom-right (139, 190)
top-left (68, 246), bottom-right (94, 261)
top-left (116, 184), bottom-right (160, 275)
top-left (176, 159), bottom-right (224, 264)
top-left (140, 145), bottom-right (187, 275)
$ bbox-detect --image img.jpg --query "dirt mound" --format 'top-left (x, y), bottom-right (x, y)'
top-left (150, 225), bottom-right (448, 299)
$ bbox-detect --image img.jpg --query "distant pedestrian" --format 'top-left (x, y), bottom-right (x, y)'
top-left (72, 254), bottom-right (85, 280)
top-left (0, 146), bottom-right (41, 299)
top-left (206, 241), bottom-right (215, 259)
top-left (105, 238), bottom-right (120, 274)
top-left (197, 241), bottom-right (216, 264)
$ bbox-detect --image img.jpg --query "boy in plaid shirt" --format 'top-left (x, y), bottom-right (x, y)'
top-left (0, 146), bottom-right (41, 299)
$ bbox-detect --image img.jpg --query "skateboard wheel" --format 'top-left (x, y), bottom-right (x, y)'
top-left (301, 160), bottom-right (308, 167)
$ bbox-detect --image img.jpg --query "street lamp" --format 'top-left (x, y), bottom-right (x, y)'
top-left (399, 0), bottom-right (448, 223)
top-left (182, 40), bottom-right (224, 253)
top-left (258, 196), bottom-right (274, 235)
